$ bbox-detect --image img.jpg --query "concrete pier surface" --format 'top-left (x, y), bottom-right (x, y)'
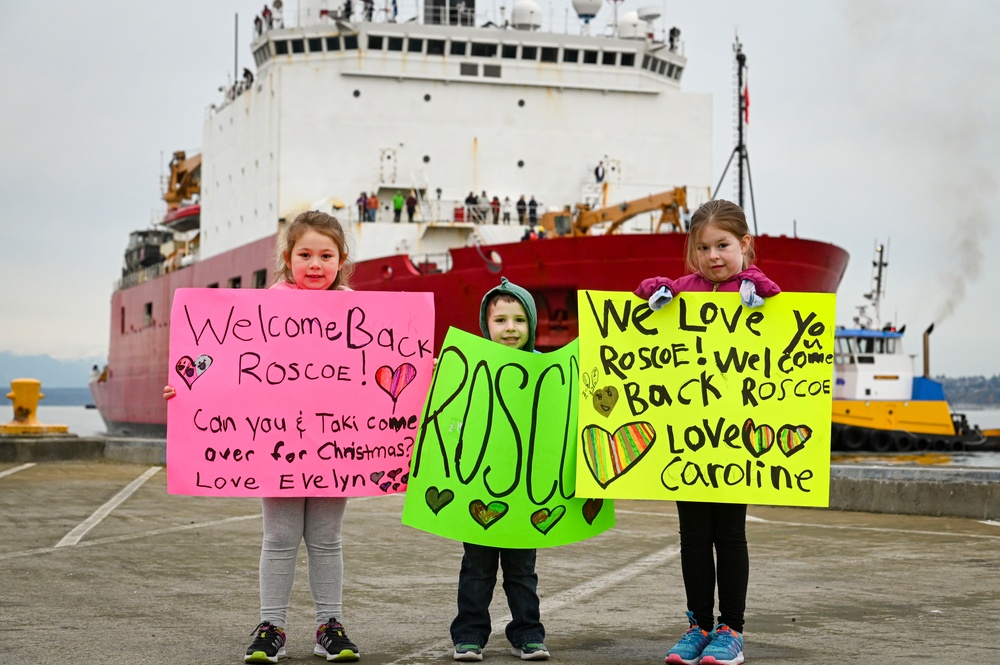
top-left (2, 460), bottom-right (999, 664)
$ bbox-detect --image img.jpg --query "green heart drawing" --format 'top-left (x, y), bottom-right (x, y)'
top-left (425, 487), bottom-right (454, 515)
top-left (469, 500), bottom-right (509, 529)
top-left (530, 505), bottom-right (566, 534)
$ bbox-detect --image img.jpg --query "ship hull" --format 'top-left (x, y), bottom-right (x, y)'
top-left (90, 231), bottom-right (847, 436)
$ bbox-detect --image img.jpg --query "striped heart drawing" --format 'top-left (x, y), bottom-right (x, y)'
top-left (581, 422), bottom-right (656, 488)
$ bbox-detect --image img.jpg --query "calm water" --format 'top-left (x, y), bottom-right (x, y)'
top-left (23, 405), bottom-right (1000, 469)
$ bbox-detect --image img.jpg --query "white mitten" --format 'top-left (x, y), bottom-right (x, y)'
top-left (649, 285), bottom-right (674, 311)
top-left (740, 279), bottom-right (765, 308)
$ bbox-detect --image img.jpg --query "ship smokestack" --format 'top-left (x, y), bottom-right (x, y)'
top-left (923, 323), bottom-right (935, 378)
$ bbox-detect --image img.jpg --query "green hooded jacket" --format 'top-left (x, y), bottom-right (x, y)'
top-left (478, 276), bottom-right (538, 352)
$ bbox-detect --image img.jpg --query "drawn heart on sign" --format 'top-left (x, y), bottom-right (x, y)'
top-left (380, 481), bottom-right (392, 492)
top-left (469, 500), bottom-right (509, 529)
top-left (374, 364), bottom-right (418, 413)
top-left (425, 487), bottom-right (454, 514)
top-left (742, 419), bottom-right (776, 458)
top-left (592, 386), bottom-right (619, 418)
top-left (581, 422), bottom-right (656, 488)
top-left (530, 506), bottom-right (566, 535)
top-left (401, 473), bottom-right (409, 483)
top-left (387, 468), bottom-right (403, 480)
top-left (370, 471), bottom-right (385, 484)
top-left (776, 424), bottom-right (812, 457)
top-left (175, 354), bottom-right (213, 389)
top-left (582, 498), bottom-right (604, 525)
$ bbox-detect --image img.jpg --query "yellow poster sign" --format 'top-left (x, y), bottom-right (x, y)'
top-left (576, 291), bottom-right (835, 507)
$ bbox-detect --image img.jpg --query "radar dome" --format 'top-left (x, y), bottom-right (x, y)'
top-left (637, 6), bottom-right (661, 22)
top-left (618, 10), bottom-right (645, 40)
top-left (512, 0), bottom-right (542, 31)
top-left (572, 0), bottom-right (602, 21)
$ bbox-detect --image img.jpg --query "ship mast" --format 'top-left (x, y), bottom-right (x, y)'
top-left (854, 241), bottom-right (889, 330)
top-left (712, 38), bottom-right (757, 234)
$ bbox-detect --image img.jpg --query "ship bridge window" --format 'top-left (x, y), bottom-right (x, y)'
top-left (291, 39), bottom-right (305, 54)
top-left (252, 269), bottom-right (267, 289)
top-left (326, 36), bottom-right (341, 51)
top-left (583, 50), bottom-right (598, 64)
top-left (521, 46), bottom-right (537, 61)
top-left (673, 65), bottom-right (683, 79)
top-left (428, 39), bottom-right (445, 55)
top-left (658, 59), bottom-right (667, 75)
top-left (368, 35), bottom-right (383, 50)
top-left (621, 52), bottom-right (635, 67)
top-left (388, 36), bottom-right (403, 51)
top-left (451, 40), bottom-right (467, 56)
top-left (484, 64), bottom-right (501, 78)
top-left (602, 51), bottom-right (617, 66)
top-left (471, 42), bottom-right (497, 57)
top-left (666, 63), bottom-right (676, 77)
top-left (308, 37), bottom-right (323, 52)
top-left (642, 54), bottom-right (652, 70)
top-left (563, 48), bottom-right (579, 63)
top-left (541, 47), bottom-right (558, 63)
top-left (408, 38), bottom-right (423, 53)
top-left (344, 35), bottom-right (359, 50)
top-left (502, 44), bottom-right (517, 59)
top-left (254, 44), bottom-right (272, 66)
top-left (274, 40), bottom-right (289, 55)
top-left (460, 63), bottom-right (478, 76)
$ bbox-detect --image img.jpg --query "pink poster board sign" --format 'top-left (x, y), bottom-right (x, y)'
top-left (166, 288), bottom-right (434, 497)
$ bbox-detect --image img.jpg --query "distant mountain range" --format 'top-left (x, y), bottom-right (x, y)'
top-left (0, 352), bottom-right (105, 389)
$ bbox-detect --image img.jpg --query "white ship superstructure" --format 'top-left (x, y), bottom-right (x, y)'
top-left (200, 0), bottom-right (712, 262)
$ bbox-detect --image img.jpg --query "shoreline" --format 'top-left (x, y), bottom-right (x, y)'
top-left (3, 434), bottom-right (998, 520)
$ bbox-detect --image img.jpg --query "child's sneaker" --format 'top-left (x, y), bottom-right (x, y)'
top-left (511, 642), bottom-right (550, 660)
top-left (665, 611), bottom-right (711, 665)
top-left (245, 622), bottom-right (287, 663)
top-left (453, 643), bottom-right (483, 661)
top-left (314, 618), bottom-right (360, 662)
top-left (699, 625), bottom-right (744, 665)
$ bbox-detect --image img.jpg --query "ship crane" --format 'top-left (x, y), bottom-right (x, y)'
top-left (541, 186), bottom-right (688, 237)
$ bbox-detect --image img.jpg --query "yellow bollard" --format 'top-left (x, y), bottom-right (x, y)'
top-left (0, 378), bottom-right (69, 434)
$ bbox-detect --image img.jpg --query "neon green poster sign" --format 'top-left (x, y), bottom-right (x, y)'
top-left (576, 291), bottom-right (835, 507)
top-left (402, 328), bottom-right (615, 548)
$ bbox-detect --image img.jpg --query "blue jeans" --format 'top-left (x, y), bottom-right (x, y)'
top-left (450, 543), bottom-right (545, 647)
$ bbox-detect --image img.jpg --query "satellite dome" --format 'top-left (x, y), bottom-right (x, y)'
top-left (512, 0), bottom-right (542, 31)
top-left (572, 0), bottom-right (602, 21)
top-left (618, 10), bottom-right (645, 40)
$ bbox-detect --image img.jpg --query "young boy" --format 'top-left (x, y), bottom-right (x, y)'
top-left (450, 277), bottom-right (550, 662)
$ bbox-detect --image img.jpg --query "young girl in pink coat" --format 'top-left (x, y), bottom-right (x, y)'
top-left (634, 200), bottom-right (780, 665)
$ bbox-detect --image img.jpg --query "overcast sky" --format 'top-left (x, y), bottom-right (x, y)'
top-left (2, 0), bottom-right (998, 378)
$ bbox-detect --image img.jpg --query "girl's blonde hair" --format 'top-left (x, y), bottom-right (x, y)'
top-left (274, 211), bottom-right (354, 289)
top-left (685, 199), bottom-right (756, 273)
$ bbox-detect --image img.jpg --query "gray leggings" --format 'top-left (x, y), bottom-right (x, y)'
top-left (259, 496), bottom-right (347, 628)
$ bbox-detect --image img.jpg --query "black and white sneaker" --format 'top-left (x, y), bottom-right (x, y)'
top-left (245, 622), bottom-right (287, 663)
top-left (314, 618), bottom-right (360, 662)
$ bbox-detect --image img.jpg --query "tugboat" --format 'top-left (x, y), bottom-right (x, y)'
top-left (831, 243), bottom-right (986, 452)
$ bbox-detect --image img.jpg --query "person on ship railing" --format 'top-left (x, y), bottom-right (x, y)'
top-left (595, 161), bottom-right (605, 183)
top-left (528, 196), bottom-right (539, 226)
top-left (405, 189), bottom-right (417, 223)
top-left (477, 191), bottom-right (491, 225)
top-left (502, 196), bottom-right (512, 224)
top-left (516, 194), bottom-right (527, 225)
top-left (254, 14), bottom-right (263, 36)
top-left (363, 0), bottom-right (373, 22)
top-left (262, 4), bottom-right (272, 29)
top-left (342, 0), bottom-right (353, 22)
top-left (465, 192), bottom-right (477, 223)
